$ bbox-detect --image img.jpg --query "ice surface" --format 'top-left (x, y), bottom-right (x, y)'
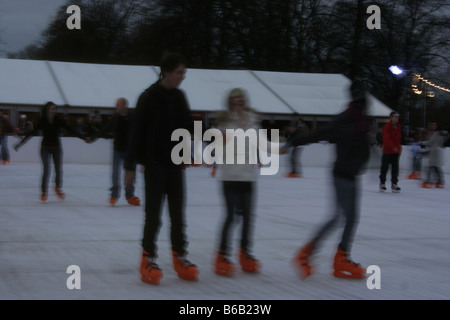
top-left (0, 160), bottom-right (449, 300)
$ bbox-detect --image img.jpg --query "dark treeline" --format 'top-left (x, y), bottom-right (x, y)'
top-left (8, 0), bottom-right (450, 128)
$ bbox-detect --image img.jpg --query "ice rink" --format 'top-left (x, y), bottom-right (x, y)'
top-left (1, 152), bottom-right (449, 301)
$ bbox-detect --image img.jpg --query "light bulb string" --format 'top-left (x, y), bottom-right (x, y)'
top-left (412, 73), bottom-right (450, 94)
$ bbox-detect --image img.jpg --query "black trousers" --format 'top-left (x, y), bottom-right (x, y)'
top-left (290, 147), bottom-right (302, 174)
top-left (40, 147), bottom-right (62, 193)
top-left (379, 154), bottom-right (400, 184)
top-left (142, 164), bottom-right (187, 258)
top-left (219, 181), bottom-right (255, 254)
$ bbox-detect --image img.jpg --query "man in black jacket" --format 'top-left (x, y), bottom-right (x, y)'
top-left (125, 53), bottom-right (198, 284)
top-left (284, 117), bottom-right (309, 177)
top-left (289, 79), bottom-right (370, 280)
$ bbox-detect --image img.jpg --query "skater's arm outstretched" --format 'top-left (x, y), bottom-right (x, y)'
top-left (89, 115), bottom-right (116, 142)
top-left (59, 116), bottom-right (90, 142)
top-left (13, 122), bottom-right (41, 151)
top-left (290, 118), bottom-right (339, 147)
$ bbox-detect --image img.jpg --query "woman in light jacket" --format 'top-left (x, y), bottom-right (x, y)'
top-left (214, 88), bottom-right (261, 276)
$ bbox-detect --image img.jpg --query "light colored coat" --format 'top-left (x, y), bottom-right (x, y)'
top-left (424, 131), bottom-right (448, 167)
top-left (216, 110), bottom-right (261, 182)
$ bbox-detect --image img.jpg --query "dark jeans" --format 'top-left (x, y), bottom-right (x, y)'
top-left (290, 147), bottom-right (302, 174)
top-left (379, 154), bottom-right (400, 184)
top-left (111, 150), bottom-right (134, 199)
top-left (40, 147), bottom-right (62, 193)
top-left (142, 164), bottom-right (187, 258)
top-left (311, 175), bottom-right (359, 252)
top-left (412, 157), bottom-right (422, 172)
top-left (219, 181), bottom-right (255, 254)
top-left (0, 136), bottom-right (10, 161)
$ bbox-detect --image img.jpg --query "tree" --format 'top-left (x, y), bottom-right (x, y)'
top-left (12, 0), bottom-right (449, 125)
top-left (37, 0), bottom-right (144, 63)
top-left (360, 0), bottom-right (450, 125)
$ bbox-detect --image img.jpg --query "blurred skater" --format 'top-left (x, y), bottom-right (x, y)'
top-left (14, 102), bottom-right (89, 201)
top-left (92, 97), bottom-right (140, 206)
top-left (407, 129), bottom-right (426, 180)
top-left (284, 117), bottom-right (309, 177)
top-left (213, 88), bottom-right (261, 276)
top-left (0, 111), bottom-right (16, 164)
top-left (368, 124), bottom-right (382, 163)
top-left (421, 122), bottom-right (448, 188)
top-left (379, 111), bottom-right (402, 193)
top-left (17, 114), bottom-right (34, 138)
top-left (124, 52), bottom-right (198, 284)
top-left (287, 80), bottom-right (370, 279)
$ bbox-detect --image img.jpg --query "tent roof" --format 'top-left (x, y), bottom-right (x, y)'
top-left (0, 58), bottom-right (392, 117)
top-left (251, 70), bottom-right (391, 117)
top-left (0, 58), bottom-right (66, 105)
top-left (47, 61), bottom-right (158, 108)
top-left (179, 68), bottom-right (294, 114)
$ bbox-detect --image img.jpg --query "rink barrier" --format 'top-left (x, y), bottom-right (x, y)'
top-left (7, 136), bottom-right (450, 174)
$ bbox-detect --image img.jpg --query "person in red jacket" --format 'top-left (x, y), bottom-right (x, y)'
top-left (379, 111), bottom-right (402, 192)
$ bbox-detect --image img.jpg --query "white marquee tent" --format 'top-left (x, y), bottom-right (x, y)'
top-left (250, 70), bottom-right (391, 118)
top-left (0, 58), bottom-right (392, 126)
top-left (179, 68), bottom-right (294, 115)
top-left (0, 58), bottom-right (67, 106)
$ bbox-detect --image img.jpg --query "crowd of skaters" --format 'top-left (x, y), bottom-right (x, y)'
top-left (3, 52), bottom-right (448, 285)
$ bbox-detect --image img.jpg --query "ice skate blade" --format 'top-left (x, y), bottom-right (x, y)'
top-left (177, 273), bottom-right (199, 281)
top-left (291, 259), bottom-right (314, 280)
top-left (141, 274), bottom-right (162, 285)
top-left (55, 188), bottom-right (65, 199)
top-left (215, 268), bottom-right (235, 277)
top-left (241, 267), bottom-right (260, 274)
top-left (333, 270), bottom-right (365, 279)
top-left (240, 256), bottom-right (261, 274)
top-left (298, 266), bottom-right (313, 280)
top-left (174, 263), bottom-right (199, 281)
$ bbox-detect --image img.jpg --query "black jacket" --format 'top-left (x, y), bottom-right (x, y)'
top-left (95, 112), bottom-right (133, 152)
top-left (125, 80), bottom-right (193, 170)
top-left (290, 101), bottom-right (370, 180)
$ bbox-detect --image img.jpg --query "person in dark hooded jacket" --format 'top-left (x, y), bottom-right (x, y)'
top-left (288, 79), bottom-right (370, 280)
top-left (124, 52), bottom-right (198, 285)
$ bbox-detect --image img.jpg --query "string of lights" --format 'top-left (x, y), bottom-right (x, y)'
top-left (389, 66), bottom-right (450, 94)
top-left (412, 74), bottom-right (450, 94)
